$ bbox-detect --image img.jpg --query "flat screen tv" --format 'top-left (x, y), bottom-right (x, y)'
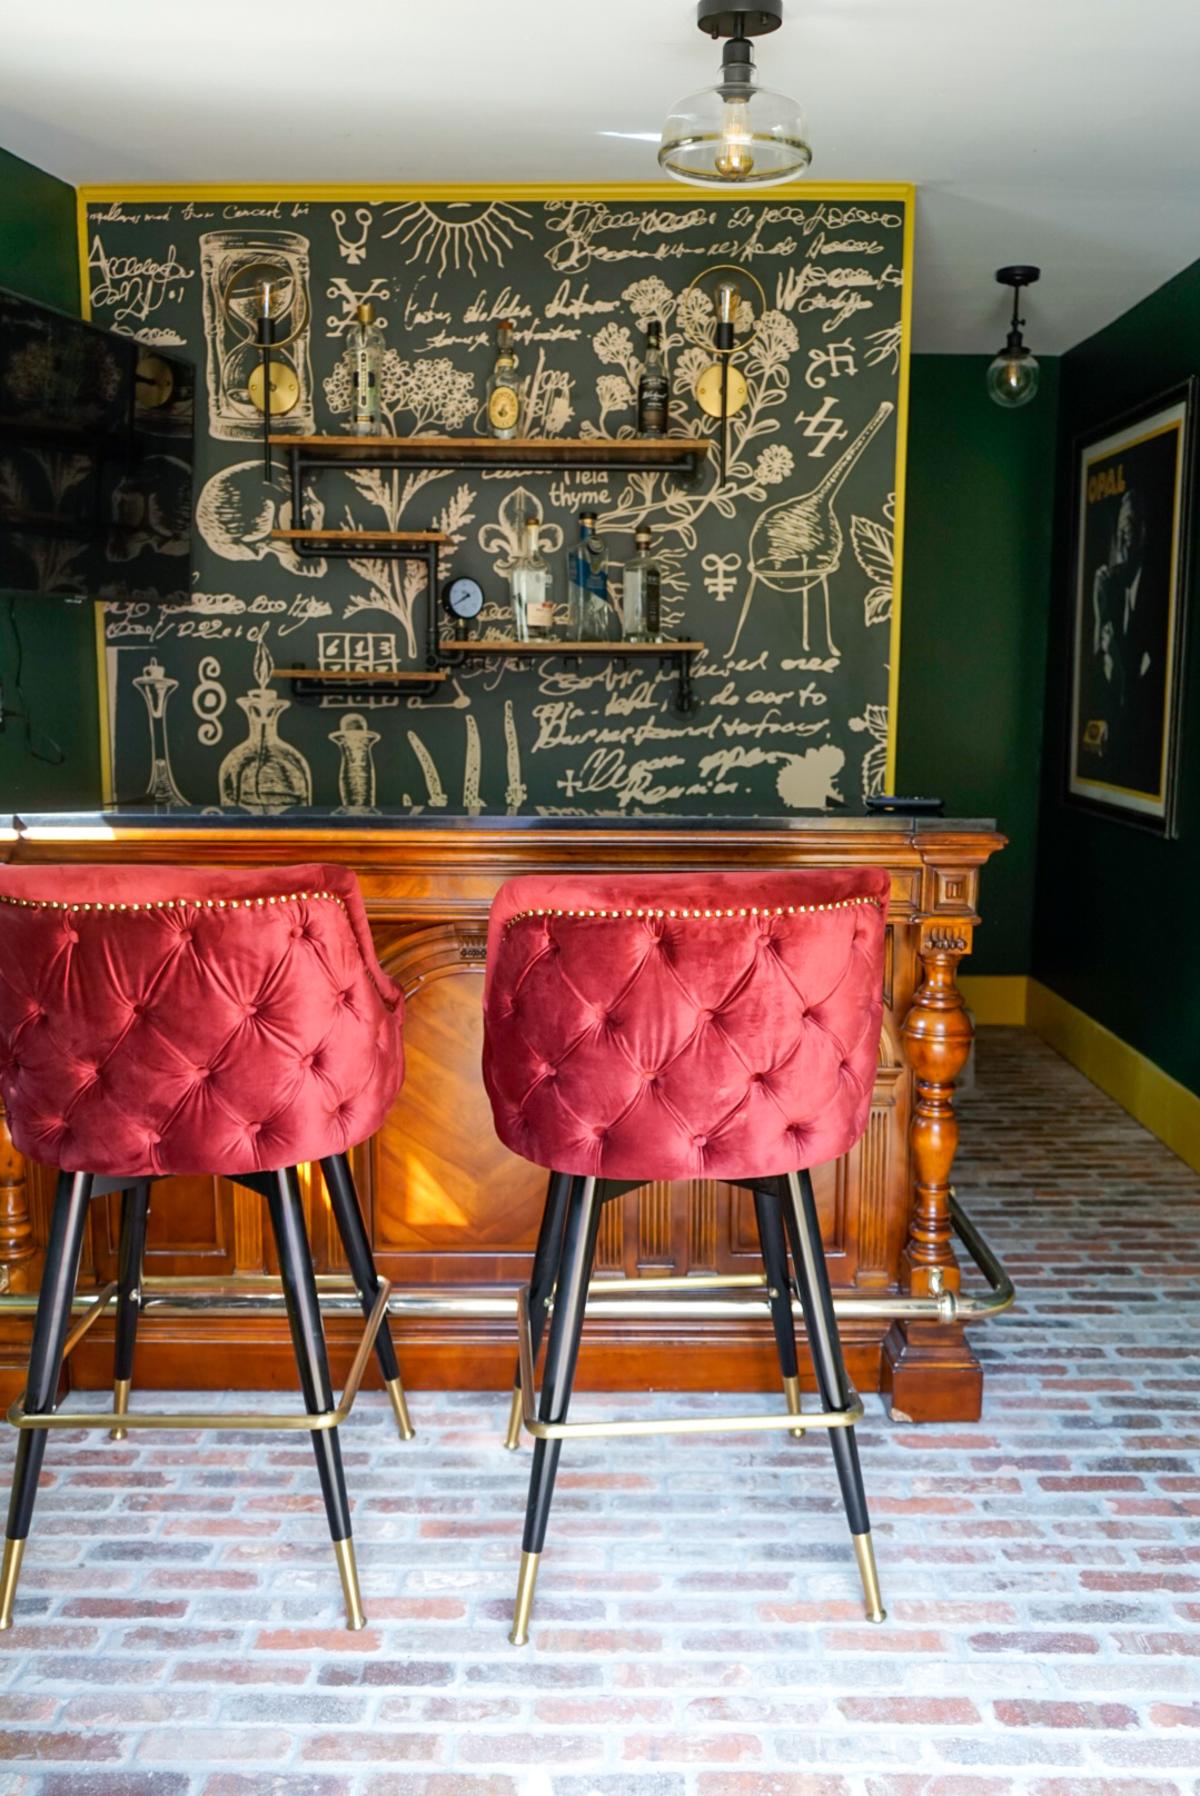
top-left (0, 287), bottom-right (195, 604)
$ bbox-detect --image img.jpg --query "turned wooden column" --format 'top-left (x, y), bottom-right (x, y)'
top-left (884, 916), bottom-right (983, 1422)
top-left (0, 1097), bottom-right (34, 1295)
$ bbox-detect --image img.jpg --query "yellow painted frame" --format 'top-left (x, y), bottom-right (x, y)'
top-left (77, 181), bottom-right (916, 806)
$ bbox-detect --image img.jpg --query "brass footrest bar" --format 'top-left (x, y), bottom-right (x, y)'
top-left (514, 1288), bottom-right (863, 1441)
top-left (0, 1199), bottom-right (1013, 1329)
top-left (7, 1281), bottom-right (391, 1434)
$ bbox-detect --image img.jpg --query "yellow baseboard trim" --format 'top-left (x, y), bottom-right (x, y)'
top-left (1027, 980), bottom-right (1200, 1173)
top-left (959, 975), bottom-right (1030, 1026)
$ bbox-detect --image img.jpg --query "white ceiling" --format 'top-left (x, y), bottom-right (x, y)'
top-left (3, 0), bottom-right (1199, 354)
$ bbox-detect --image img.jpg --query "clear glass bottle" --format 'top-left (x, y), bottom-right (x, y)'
top-left (637, 320), bottom-right (669, 438)
top-left (509, 516), bottom-right (555, 641)
top-left (486, 319), bottom-right (522, 439)
top-left (622, 527), bottom-right (664, 641)
top-left (348, 300), bottom-right (384, 435)
top-left (567, 511), bottom-right (619, 641)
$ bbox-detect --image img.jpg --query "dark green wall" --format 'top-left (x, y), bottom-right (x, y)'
top-left (0, 147), bottom-right (101, 811)
top-left (898, 354), bottom-right (1059, 974)
top-left (1034, 258), bottom-right (1200, 1095)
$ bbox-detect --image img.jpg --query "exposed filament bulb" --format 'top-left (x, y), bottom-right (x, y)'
top-left (714, 101), bottom-right (755, 179)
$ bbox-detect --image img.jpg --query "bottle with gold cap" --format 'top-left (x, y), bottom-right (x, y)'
top-left (348, 301), bottom-right (384, 436)
top-left (487, 319), bottom-right (522, 440)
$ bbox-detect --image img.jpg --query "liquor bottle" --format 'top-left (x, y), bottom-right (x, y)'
top-left (487, 319), bottom-right (522, 439)
top-left (509, 516), bottom-right (555, 641)
top-left (622, 526), bottom-right (664, 641)
top-left (348, 301), bottom-right (384, 436)
top-left (637, 320), bottom-right (669, 438)
top-left (567, 512), bottom-right (618, 641)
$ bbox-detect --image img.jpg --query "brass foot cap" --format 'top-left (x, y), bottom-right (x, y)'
top-left (508, 1549), bottom-right (539, 1647)
top-left (386, 1376), bottom-right (415, 1442)
top-left (503, 1385), bottom-right (523, 1452)
top-left (852, 1531), bottom-right (886, 1626)
top-left (334, 1537), bottom-right (367, 1632)
top-left (0, 1537), bottom-right (25, 1631)
top-left (109, 1378), bottom-right (131, 1443)
top-left (782, 1374), bottom-right (806, 1439)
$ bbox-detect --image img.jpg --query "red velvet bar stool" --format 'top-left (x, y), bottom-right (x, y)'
top-left (483, 867), bottom-right (890, 1645)
top-left (0, 863), bottom-right (412, 1632)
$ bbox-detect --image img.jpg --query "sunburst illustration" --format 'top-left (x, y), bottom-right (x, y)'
top-left (379, 201), bottom-right (534, 278)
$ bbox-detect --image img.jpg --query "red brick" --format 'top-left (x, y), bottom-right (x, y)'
top-left (459, 1733), bottom-right (604, 1765)
top-left (697, 1778), bottom-right (849, 1796)
top-left (840, 1697), bottom-right (982, 1726)
top-left (171, 1658), bottom-right (311, 1685)
top-left (60, 1598), bottom-right (187, 1619)
top-left (138, 1729), bottom-right (292, 1763)
top-left (968, 1632), bottom-right (1101, 1655)
top-left (253, 1628), bottom-right (382, 1652)
top-left (0, 1732), bottom-right (125, 1762)
top-left (823, 1628), bottom-right (948, 1653)
top-left (302, 1734), bottom-right (442, 1763)
top-left (1149, 1703), bottom-right (1200, 1727)
top-left (995, 1700), bottom-right (1138, 1729)
top-left (623, 1735), bottom-right (762, 1764)
top-left (363, 1780), bottom-right (518, 1796)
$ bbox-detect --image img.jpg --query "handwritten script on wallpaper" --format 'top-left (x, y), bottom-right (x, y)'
top-left (84, 192), bottom-right (908, 816)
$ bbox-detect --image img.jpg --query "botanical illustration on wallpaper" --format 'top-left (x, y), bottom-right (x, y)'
top-left (85, 192), bottom-right (908, 815)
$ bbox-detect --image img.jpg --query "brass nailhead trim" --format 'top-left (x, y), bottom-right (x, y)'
top-left (0, 890), bottom-right (346, 916)
top-left (505, 896), bottom-right (884, 929)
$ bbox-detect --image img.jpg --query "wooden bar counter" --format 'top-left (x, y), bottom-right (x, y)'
top-left (0, 811), bottom-right (1004, 1422)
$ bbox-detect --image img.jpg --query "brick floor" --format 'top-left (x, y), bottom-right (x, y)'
top-left (1, 1026), bottom-right (1197, 1794)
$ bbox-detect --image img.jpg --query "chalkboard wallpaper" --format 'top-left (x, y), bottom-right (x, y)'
top-left (82, 187), bottom-right (910, 816)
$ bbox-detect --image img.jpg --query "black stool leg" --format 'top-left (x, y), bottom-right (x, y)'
top-left (265, 1166), bottom-right (364, 1631)
top-left (1, 1170), bottom-right (93, 1629)
top-left (110, 1181), bottom-right (151, 1442)
top-left (510, 1173), bottom-right (602, 1647)
top-left (785, 1168), bottom-right (885, 1622)
top-left (505, 1169), bottom-right (572, 1451)
top-left (320, 1154), bottom-right (413, 1442)
top-left (752, 1187), bottom-right (805, 1439)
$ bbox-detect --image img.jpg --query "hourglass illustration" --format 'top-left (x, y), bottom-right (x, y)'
top-left (218, 640), bottom-right (312, 814)
top-left (201, 229), bottom-right (314, 442)
top-left (133, 658), bottom-right (188, 807)
top-left (329, 713), bottom-right (381, 815)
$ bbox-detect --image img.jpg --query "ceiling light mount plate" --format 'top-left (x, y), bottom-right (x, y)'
top-left (697, 1), bottom-right (784, 38)
top-left (995, 265), bottom-right (1041, 290)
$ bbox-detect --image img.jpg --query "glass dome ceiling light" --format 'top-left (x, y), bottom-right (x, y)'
top-left (659, 2), bottom-right (812, 189)
top-left (987, 265), bottom-right (1042, 409)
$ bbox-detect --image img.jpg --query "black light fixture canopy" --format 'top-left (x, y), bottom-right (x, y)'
top-left (659, 2), bottom-right (811, 187)
top-left (988, 265), bottom-right (1042, 409)
top-left (697, 1), bottom-right (784, 37)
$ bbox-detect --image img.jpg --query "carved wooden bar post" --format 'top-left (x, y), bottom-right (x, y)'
top-left (0, 1098), bottom-right (34, 1296)
top-left (884, 915), bottom-right (983, 1422)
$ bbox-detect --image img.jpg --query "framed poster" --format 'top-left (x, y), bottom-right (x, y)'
top-left (1068, 379), bottom-right (1195, 833)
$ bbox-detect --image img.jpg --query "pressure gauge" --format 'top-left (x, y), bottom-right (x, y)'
top-left (442, 575), bottom-right (485, 623)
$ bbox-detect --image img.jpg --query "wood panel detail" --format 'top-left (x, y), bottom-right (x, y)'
top-left (0, 819), bottom-right (1003, 1419)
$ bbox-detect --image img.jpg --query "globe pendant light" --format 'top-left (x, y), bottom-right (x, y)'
top-left (987, 266), bottom-right (1041, 409)
top-left (659, 2), bottom-right (812, 189)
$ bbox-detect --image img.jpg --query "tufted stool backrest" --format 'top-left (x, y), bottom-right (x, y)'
top-left (0, 863), bottom-right (403, 1179)
top-left (482, 868), bottom-right (890, 1182)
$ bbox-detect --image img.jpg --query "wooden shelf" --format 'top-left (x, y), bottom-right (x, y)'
top-left (270, 528), bottom-right (449, 545)
top-left (442, 639), bottom-right (704, 655)
top-left (271, 433), bottom-right (710, 478)
top-left (271, 668), bottom-right (447, 683)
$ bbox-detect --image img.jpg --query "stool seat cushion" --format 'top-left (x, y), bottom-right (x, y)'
top-left (482, 869), bottom-right (889, 1181)
top-left (0, 863), bottom-right (402, 1178)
